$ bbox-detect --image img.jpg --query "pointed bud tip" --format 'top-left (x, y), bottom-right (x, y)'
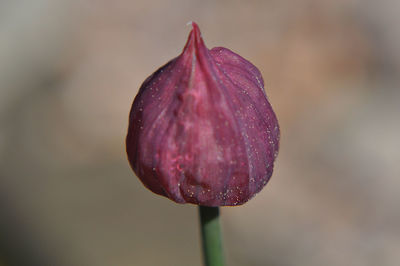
top-left (186, 21), bottom-right (198, 30)
top-left (181, 21), bottom-right (205, 55)
top-left (186, 21), bottom-right (201, 40)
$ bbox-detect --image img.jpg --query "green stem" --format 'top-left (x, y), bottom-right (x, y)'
top-left (198, 206), bottom-right (225, 266)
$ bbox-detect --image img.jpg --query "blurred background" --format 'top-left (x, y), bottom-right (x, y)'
top-left (1, 0), bottom-right (399, 265)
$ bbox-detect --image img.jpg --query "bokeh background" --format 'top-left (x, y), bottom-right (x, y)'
top-left (1, 0), bottom-right (399, 265)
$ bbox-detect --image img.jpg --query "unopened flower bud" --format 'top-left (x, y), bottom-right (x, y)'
top-left (126, 22), bottom-right (279, 206)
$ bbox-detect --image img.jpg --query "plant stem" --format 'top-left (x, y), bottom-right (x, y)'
top-left (198, 206), bottom-right (225, 266)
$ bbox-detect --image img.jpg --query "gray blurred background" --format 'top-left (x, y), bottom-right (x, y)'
top-left (1, 0), bottom-right (399, 265)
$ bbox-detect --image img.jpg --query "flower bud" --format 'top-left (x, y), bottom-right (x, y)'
top-left (126, 22), bottom-right (279, 206)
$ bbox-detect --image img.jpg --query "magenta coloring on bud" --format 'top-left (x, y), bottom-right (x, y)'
top-left (126, 22), bottom-right (279, 206)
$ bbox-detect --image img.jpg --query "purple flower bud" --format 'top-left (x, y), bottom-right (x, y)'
top-left (126, 22), bottom-right (279, 206)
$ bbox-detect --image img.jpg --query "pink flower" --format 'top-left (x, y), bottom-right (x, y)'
top-left (126, 22), bottom-right (279, 206)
